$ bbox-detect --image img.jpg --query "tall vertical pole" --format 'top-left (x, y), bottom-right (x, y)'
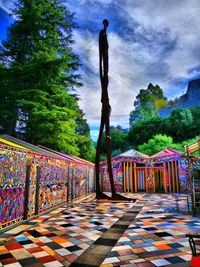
top-left (35, 166), bottom-right (40, 215)
top-left (66, 163), bottom-right (70, 203)
top-left (168, 162), bottom-right (172, 193)
top-left (171, 161), bottom-right (175, 193)
top-left (130, 161), bottom-right (133, 192)
top-left (23, 165), bottom-right (31, 220)
top-left (186, 146), bottom-right (195, 215)
top-left (123, 162), bottom-right (126, 192)
top-left (134, 162), bottom-right (137, 192)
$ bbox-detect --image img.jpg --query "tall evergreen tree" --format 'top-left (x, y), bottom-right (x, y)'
top-left (0, 0), bottom-right (92, 156)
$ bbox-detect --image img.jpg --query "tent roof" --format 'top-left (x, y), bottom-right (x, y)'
top-left (119, 149), bottom-right (149, 158)
top-left (151, 147), bottom-right (182, 158)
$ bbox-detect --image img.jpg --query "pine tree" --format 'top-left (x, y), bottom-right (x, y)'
top-left (0, 0), bottom-right (92, 156)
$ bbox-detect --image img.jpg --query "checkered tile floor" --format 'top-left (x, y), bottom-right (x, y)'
top-left (101, 194), bottom-right (200, 267)
top-left (0, 194), bottom-right (199, 266)
top-left (0, 194), bottom-right (140, 266)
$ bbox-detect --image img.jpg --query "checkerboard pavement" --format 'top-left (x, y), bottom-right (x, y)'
top-left (0, 193), bottom-right (142, 266)
top-left (101, 194), bottom-right (200, 267)
top-left (0, 193), bottom-right (199, 267)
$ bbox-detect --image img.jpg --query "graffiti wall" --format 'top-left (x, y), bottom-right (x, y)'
top-left (100, 158), bottom-right (123, 192)
top-left (178, 160), bottom-right (189, 193)
top-left (112, 160), bottom-right (123, 191)
top-left (88, 167), bottom-right (95, 193)
top-left (0, 145), bottom-right (94, 230)
top-left (36, 156), bottom-right (68, 213)
top-left (0, 149), bottom-right (27, 229)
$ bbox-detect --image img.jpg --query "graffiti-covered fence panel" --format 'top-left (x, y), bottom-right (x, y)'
top-left (37, 156), bottom-right (68, 213)
top-left (0, 143), bottom-right (94, 231)
top-left (0, 150), bottom-right (27, 228)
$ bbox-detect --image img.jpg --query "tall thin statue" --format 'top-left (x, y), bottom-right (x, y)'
top-left (95, 19), bottom-right (116, 199)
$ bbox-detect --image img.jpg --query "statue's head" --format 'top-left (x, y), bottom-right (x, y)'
top-left (103, 19), bottom-right (109, 27)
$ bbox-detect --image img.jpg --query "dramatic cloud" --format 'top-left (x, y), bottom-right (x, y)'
top-left (67, 0), bottom-right (200, 140)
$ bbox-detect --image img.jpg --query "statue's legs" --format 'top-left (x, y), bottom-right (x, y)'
top-left (105, 114), bottom-right (116, 197)
top-left (95, 112), bottom-right (105, 198)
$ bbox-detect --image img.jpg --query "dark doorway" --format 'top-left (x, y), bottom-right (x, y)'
top-left (154, 169), bottom-right (164, 193)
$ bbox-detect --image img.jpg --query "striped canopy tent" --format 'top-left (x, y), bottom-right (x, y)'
top-left (151, 147), bottom-right (182, 159)
top-left (99, 146), bottom-right (190, 194)
top-left (150, 148), bottom-right (184, 193)
top-left (99, 149), bottom-right (149, 193)
top-left (118, 149), bottom-right (149, 193)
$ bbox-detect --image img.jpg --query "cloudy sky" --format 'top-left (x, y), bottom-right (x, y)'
top-left (1, 0), bottom-right (200, 141)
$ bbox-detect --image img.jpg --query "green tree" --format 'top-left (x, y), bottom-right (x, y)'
top-left (138, 134), bottom-right (181, 155)
top-left (132, 83), bottom-right (168, 119)
top-left (168, 108), bottom-right (193, 142)
top-left (128, 115), bottom-right (164, 147)
top-left (128, 106), bottom-right (200, 149)
top-left (190, 107), bottom-right (200, 137)
top-left (0, 0), bottom-right (92, 156)
top-left (0, 63), bottom-right (18, 134)
top-left (100, 126), bottom-right (129, 157)
top-left (74, 102), bottom-right (95, 161)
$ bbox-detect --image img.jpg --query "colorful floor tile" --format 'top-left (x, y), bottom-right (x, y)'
top-left (0, 194), bottom-right (199, 266)
top-left (101, 194), bottom-right (199, 267)
top-left (0, 193), bottom-right (143, 266)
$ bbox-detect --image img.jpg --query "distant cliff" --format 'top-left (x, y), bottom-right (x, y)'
top-left (157, 79), bottom-right (200, 118)
top-left (129, 79), bottom-right (200, 126)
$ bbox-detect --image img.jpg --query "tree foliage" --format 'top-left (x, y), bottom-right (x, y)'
top-left (98, 106), bottom-right (200, 158)
top-left (138, 134), bottom-right (200, 156)
top-left (100, 126), bottom-right (129, 157)
top-left (167, 108), bottom-right (193, 142)
top-left (128, 106), bottom-right (200, 148)
top-left (128, 115), bottom-right (164, 147)
top-left (132, 83), bottom-right (168, 119)
top-left (0, 0), bottom-right (94, 159)
top-left (138, 134), bottom-right (181, 155)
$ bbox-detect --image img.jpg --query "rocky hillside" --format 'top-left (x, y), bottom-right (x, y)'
top-left (157, 79), bottom-right (200, 118)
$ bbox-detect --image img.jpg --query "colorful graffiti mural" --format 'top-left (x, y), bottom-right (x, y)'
top-left (0, 150), bottom-right (27, 228)
top-left (100, 148), bottom-right (199, 194)
top-left (0, 140), bottom-right (94, 231)
top-left (178, 160), bottom-right (190, 193)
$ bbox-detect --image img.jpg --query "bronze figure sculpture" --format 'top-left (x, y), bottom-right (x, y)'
top-left (95, 20), bottom-right (132, 201)
top-left (95, 19), bottom-right (116, 199)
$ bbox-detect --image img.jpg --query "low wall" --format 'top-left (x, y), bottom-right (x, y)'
top-left (0, 145), bottom-right (94, 230)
